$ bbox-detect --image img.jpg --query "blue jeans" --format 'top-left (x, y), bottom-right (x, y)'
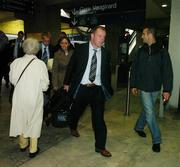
top-left (134, 91), bottom-right (161, 144)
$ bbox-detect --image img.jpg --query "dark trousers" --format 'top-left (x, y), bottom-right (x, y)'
top-left (0, 66), bottom-right (9, 90)
top-left (70, 85), bottom-right (107, 149)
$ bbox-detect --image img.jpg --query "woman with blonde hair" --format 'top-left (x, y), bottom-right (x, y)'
top-left (9, 38), bottom-right (49, 158)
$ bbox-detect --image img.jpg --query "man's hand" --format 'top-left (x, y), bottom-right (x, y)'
top-left (131, 88), bottom-right (139, 96)
top-left (64, 85), bottom-right (69, 92)
top-left (162, 92), bottom-right (171, 102)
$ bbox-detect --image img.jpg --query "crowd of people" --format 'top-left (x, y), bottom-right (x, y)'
top-left (0, 25), bottom-right (173, 158)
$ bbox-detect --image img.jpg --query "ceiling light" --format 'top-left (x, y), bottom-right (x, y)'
top-left (60, 9), bottom-right (70, 18)
top-left (161, 4), bottom-right (168, 8)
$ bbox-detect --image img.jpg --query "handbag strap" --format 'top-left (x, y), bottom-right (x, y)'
top-left (15, 58), bottom-right (36, 86)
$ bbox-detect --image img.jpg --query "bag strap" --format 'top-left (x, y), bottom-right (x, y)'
top-left (15, 58), bottom-right (36, 86)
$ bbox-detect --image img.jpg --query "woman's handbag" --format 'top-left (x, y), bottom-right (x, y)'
top-left (45, 87), bottom-right (73, 128)
top-left (9, 58), bottom-right (35, 104)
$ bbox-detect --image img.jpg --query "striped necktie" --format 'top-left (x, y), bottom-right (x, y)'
top-left (42, 47), bottom-right (48, 64)
top-left (89, 49), bottom-right (97, 82)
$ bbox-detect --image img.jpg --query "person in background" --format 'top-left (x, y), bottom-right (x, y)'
top-left (9, 31), bottom-right (25, 59)
top-left (44, 36), bottom-right (74, 126)
top-left (52, 36), bottom-right (74, 91)
top-left (130, 26), bottom-right (173, 153)
top-left (64, 26), bottom-right (113, 157)
top-left (0, 30), bottom-right (9, 91)
top-left (37, 32), bottom-right (54, 105)
top-left (37, 32), bottom-right (54, 63)
top-left (8, 31), bottom-right (25, 99)
top-left (54, 31), bottom-right (67, 52)
top-left (9, 38), bottom-right (49, 158)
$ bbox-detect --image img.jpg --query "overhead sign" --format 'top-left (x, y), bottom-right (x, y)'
top-left (67, 0), bottom-right (145, 26)
top-left (71, 2), bottom-right (117, 16)
top-left (69, 0), bottom-right (145, 16)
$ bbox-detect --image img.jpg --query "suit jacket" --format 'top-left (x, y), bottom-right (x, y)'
top-left (36, 42), bottom-right (55, 60)
top-left (8, 39), bottom-right (24, 60)
top-left (64, 42), bottom-right (113, 100)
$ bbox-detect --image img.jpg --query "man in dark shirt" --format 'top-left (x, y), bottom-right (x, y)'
top-left (130, 26), bottom-right (173, 153)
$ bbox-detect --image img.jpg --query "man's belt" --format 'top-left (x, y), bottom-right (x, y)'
top-left (81, 83), bottom-right (97, 87)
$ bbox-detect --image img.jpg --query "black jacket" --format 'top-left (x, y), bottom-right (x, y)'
top-left (63, 42), bottom-right (113, 100)
top-left (130, 43), bottom-right (173, 92)
top-left (36, 43), bottom-right (55, 60)
top-left (8, 39), bottom-right (24, 59)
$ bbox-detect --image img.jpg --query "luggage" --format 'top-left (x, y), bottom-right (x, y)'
top-left (44, 87), bottom-right (72, 128)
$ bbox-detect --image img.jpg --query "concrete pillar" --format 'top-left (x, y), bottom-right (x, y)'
top-left (168, 0), bottom-right (180, 108)
top-left (106, 24), bottom-right (124, 72)
top-left (46, 6), bottom-right (61, 45)
top-left (23, 2), bottom-right (61, 44)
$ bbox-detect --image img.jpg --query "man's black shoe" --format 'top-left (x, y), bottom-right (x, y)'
top-left (152, 144), bottom-right (160, 152)
top-left (135, 130), bottom-right (146, 137)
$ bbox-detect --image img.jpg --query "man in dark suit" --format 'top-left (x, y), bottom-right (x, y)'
top-left (37, 32), bottom-right (54, 109)
top-left (9, 31), bottom-right (24, 59)
top-left (37, 32), bottom-right (54, 61)
top-left (64, 26), bottom-right (113, 157)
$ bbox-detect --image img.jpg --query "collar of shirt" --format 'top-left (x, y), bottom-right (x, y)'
top-left (42, 43), bottom-right (49, 50)
top-left (89, 42), bottom-right (101, 53)
top-left (80, 43), bottom-right (102, 85)
top-left (41, 43), bottom-right (50, 58)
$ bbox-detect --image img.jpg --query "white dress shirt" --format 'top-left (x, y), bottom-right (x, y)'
top-left (81, 42), bottom-right (101, 85)
top-left (41, 43), bottom-right (50, 59)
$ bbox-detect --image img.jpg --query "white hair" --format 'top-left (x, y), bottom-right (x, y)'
top-left (22, 38), bottom-right (39, 55)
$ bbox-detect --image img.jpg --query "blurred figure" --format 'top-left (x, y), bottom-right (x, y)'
top-left (9, 31), bottom-right (25, 59)
top-left (0, 30), bottom-right (8, 51)
top-left (37, 32), bottom-right (54, 63)
top-left (0, 30), bottom-right (9, 92)
top-left (9, 38), bottom-right (49, 158)
top-left (8, 31), bottom-right (25, 101)
top-left (54, 31), bottom-right (67, 52)
top-left (130, 26), bottom-right (173, 153)
top-left (37, 32), bottom-right (54, 105)
top-left (52, 37), bottom-right (74, 91)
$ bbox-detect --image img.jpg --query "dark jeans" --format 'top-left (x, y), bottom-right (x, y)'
top-left (70, 85), bottom-right (107, 149)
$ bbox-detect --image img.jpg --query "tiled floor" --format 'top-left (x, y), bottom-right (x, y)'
top-left (0, 81), bottom-right (180, 167)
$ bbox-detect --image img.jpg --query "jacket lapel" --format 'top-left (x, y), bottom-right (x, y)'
top-left (81, 43), bottom-right (90, 72)
top-left (101, 47), bottom-right (106, 74)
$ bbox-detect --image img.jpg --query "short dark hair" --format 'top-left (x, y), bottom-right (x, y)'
top-left (59, 32), bottom-right (67, 37)
top-left (143, 26), bottom-right (157, 37)
top-left (18, 31), bottom-right (24, 35)
top-left (91, 25), bottom-right (106, 34)
top-left (59, 36), bottom-right (70, 44)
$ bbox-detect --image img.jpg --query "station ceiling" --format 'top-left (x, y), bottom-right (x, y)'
top-left (0, 0), bottom-right (171, 34)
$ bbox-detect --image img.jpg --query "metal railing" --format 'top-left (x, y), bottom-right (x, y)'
top-left (125, 67), bottom-right (131, 116)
